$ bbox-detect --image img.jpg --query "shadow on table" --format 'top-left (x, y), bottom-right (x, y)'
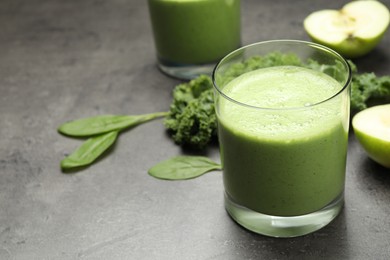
top-left (348, 132), bottom-right (390, 198)
top-left (359, 157), bottom-right (390, 185)
top-left (354, 155), bottom-right (390, 203)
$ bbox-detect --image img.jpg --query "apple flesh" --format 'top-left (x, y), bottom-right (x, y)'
top-left (304, 0), bottom-right (390, 58)
top-left (352, 104), bottom-right (390, 168)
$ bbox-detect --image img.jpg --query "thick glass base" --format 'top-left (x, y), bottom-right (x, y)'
top-left (158, 61), bottom-right (216, 80)
top-left (225, 192), bottom-right (344, 238)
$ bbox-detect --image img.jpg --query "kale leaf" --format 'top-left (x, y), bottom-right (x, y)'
top-left (164, 75), bottom-right (217, 149)
top-left (351, 72), bottom-right (390, 110)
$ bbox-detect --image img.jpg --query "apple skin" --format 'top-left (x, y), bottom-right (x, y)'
top-left (352, 104), bottom-right (390, 169)
top-left (308, 32), bottom-right (386, 59)
top-left (353, 127), bottom-right (390, 168)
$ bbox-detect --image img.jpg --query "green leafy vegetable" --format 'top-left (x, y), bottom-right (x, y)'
top-left (61, 131), bottom-right (118, 170)
top-left (59, 111), bottom-right (168, 170)
top-left (164, 75), bottom-right (217, 149)
top-left (350, 72), bottom-right (390, 111)
top-left (59, 112), bottom-right (168, 137)
top-left (148, 156), bottom-right (222, 180)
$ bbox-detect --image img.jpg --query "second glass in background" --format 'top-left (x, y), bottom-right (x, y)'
top-left (148, 0), bottom-right (241, 79)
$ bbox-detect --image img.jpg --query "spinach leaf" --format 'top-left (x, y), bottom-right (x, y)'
top-left (148, 156), bottom-right (222, 180)
top-left (59, 112), bottom-right (168, 137)
top-left (61, 131), bottom-right (118, 170)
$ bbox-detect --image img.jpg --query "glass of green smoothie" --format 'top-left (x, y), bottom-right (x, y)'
top-left (213, 40), bottom-right (351, 237)
top-left (147, 0), bottom-right (241, 80)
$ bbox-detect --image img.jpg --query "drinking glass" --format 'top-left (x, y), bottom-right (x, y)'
top-left (148, 0), bottom-right (241, 79)
top-left (212, 40), bottom-right (351, 237)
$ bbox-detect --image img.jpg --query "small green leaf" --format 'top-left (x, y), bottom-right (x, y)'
top-left (58, 112), bottom-right (168, 137)
top-left (61, 131), bottom-right (118, 170)
top-left (148, 156), bottom-right (222, 180)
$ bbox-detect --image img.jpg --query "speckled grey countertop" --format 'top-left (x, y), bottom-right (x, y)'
top-left (1, 0), bottom-right (390, 259)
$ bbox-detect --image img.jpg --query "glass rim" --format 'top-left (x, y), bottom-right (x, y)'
top-left (212, 39), bottom-right (352, 111)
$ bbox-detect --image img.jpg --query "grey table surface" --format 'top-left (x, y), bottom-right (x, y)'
top-left (1, 0), bottom-right (390, 259)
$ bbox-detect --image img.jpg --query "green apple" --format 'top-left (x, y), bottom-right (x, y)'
top-left (352, 104), bottom-right (390, 168)
top-left (304, 0), bottom-right (390, 58)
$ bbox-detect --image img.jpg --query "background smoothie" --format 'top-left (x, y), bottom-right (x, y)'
top-left (148, 0), bottom-right (241, 65)
top-left (217, 66), bottom-right (349, 217)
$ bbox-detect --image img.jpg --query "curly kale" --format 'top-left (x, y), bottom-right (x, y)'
top-left (164, 75), bottom-right (216, 149)
top-left (350, 72), bottom-right (390, 111)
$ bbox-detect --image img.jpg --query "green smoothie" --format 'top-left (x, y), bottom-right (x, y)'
top-left (148, 0), bottom-right (241, 65)
top-left (217, 66), bottom-right (349, 216)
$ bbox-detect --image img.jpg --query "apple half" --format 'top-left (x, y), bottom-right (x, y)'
top-left (304, 0), bottom-right (390, 58)
top-left (352, 104), bottom-right (390, 168)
